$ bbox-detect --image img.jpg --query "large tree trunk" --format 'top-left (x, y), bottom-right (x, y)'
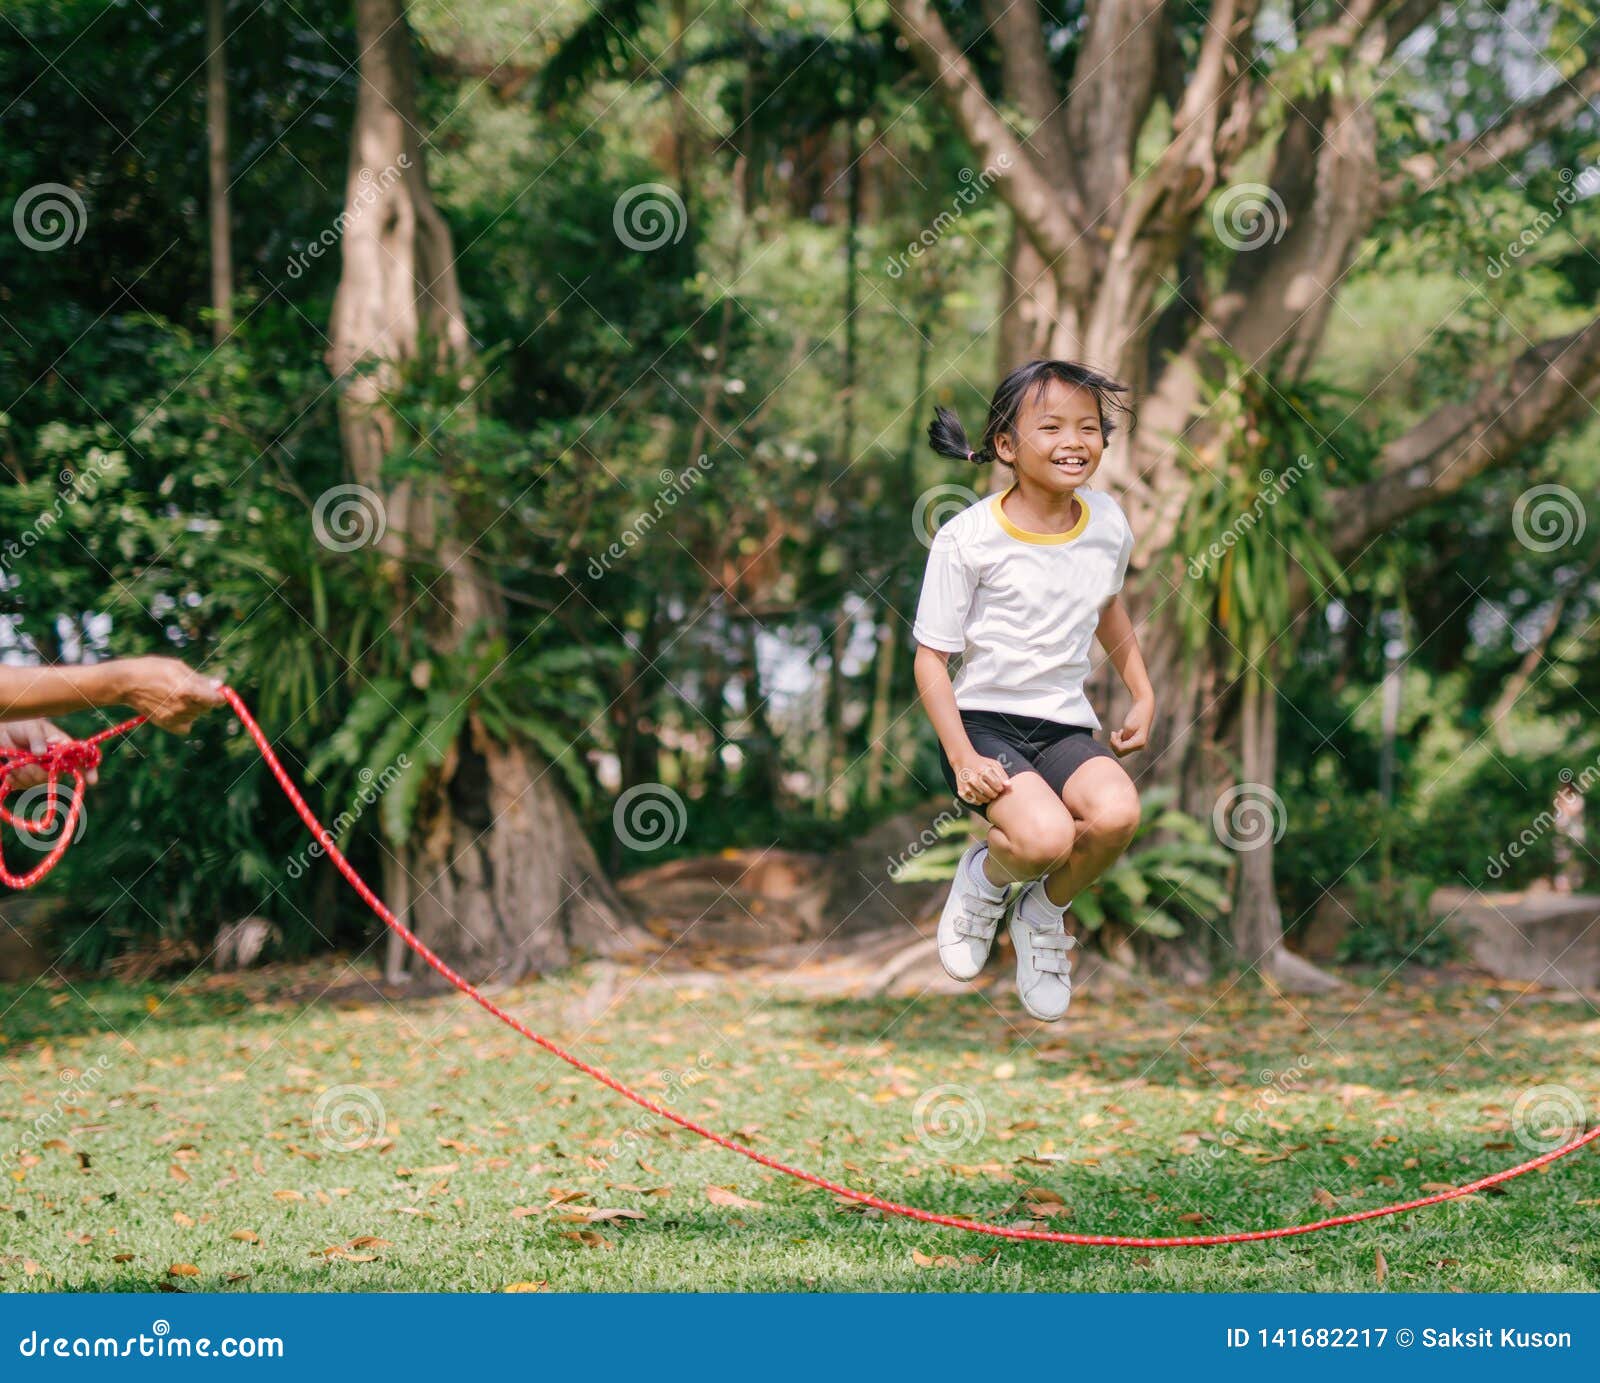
top-left (1230, 668), bottom-right (1343, 992)
top-left (888, 0), bottom-right (1600, 972)
top-left (328, 0), bottom-right (640, 985)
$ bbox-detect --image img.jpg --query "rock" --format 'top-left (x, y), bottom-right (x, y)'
top-left (1431, 886), bottom-right (1600, 991)
top-left (822, 800), bottom-right (973, 937)
top-left (213, 916), bottom-right (280, 971)
top-left (617, 847), bottom-right (830, 952)
top-left (613, 801), bottom-right (966, 956)
top-left (0, 894), bottom-right (60, 982)
top-left (1298, 887), bottom-right (1359, 961)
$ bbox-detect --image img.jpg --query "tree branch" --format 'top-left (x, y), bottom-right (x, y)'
top-left (1380, 64), bottom-right (1600, 206)
top-left (886, 0), bottom-right (1083, 269)
top-left (1328, 313), bottom-right (1600, 559)
top-left (1062, 0), bottom-right (1166, 228)
top-left (979, 0), bottom-right (1078, 201)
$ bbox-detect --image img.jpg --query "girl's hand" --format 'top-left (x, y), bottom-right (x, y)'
top-left (0, 719), bottom-right (96, 789)
top-left (952, 751), bottom-right (1011, 806)
top-left (1109, 697), bottom-right (1154, 757)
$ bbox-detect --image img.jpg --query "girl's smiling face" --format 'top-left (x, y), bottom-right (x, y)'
top-left (992, 378), bottom-right (1104, 493)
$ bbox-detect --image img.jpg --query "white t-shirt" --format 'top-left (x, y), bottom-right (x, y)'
top-left (911, 484), bottom-right (1134, 731)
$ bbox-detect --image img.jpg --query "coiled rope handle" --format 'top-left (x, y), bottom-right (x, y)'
top-left (0, 718), bottom-right (140, 889)
top-left (2, 687), bottom-right (1595, 1248)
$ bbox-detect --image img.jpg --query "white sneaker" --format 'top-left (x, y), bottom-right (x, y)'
top-left (1009, 880), bottom-right (1075, 1020)
top-left (936, 842), bottom-right (1010, 981)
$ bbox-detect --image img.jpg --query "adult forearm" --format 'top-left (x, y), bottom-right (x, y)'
top-left (0, 664), bottom-right (132, 720)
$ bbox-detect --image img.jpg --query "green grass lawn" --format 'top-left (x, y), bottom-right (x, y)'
top-left (1, 955), bottom-right (1596, 1292)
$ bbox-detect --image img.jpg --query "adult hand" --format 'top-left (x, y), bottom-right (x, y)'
top-left (0, 719), bottom-right (97, 789)
top-left (116, 657), bottom-right (227, 733)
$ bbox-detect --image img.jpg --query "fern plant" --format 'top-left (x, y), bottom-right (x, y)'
top-left (892, 788), bottom-right (1229, 940)
top-left (306, 634), bottom-right (624, 849)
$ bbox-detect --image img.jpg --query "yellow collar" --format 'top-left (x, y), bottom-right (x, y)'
top-left (990, 484), bottom-right (1091, 545)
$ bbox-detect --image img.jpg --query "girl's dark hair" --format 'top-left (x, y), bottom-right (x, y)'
top-left (928, 358), bottom-right (1134, 466)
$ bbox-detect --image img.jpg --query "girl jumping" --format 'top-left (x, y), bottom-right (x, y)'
top-left (911, 359), bottom-right (1156, 1020)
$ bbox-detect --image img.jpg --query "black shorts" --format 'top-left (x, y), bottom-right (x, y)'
top-left (936, 709), bottom-right (1117, 818)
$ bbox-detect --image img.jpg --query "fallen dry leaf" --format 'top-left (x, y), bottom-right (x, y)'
top-left (230, 1230), bottom-right (259, 1244)
top-left (1375, 1248), bottom-right (1388, 1287)
top-left (705, 1184), bottom-right (764, 1210)
top-left (166, 1263), bottom-right (199, 1278)
top-left (560, 1230), bottom-right (612, 1249)
top-left (503, 1280), bottom-right (547, 1293)
top-left (583, 1208), bottom-right (646, 1224)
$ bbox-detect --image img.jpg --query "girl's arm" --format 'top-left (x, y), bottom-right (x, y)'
top-left (0, 657), bottom-right (225, 732)
top-left (912, 644), bottom-right (1010, 804)
top-left (1095, 595), bottom-right (1155, 755)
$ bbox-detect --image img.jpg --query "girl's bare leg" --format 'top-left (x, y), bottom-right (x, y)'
top-left (1038, 757), bottom-right (1141, 906)
top-left (978, 772), bottom-right (1078, 886)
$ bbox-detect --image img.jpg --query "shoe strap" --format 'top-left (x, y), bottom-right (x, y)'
top-left (1026, 929), bottom-right (1075, 975)
top-left (954, 895), bottom-right (1005, 938)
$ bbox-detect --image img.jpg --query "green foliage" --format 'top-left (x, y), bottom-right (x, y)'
top-left (6, 0), bottom-right (1600, 985)
top-left (1173, 350), bottom-right (1364, 673)
top-left (1333, 876), bottom-right (1463, 969)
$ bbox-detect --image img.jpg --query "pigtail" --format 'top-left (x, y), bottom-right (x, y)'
top-left (928, 405), bottom-right (986, 465)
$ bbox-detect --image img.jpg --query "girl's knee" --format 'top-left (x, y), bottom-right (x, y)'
top-left (1085, 787), bottom-right (1141, 841)
top-left (1005, 816), bottom-right (1076, 875)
